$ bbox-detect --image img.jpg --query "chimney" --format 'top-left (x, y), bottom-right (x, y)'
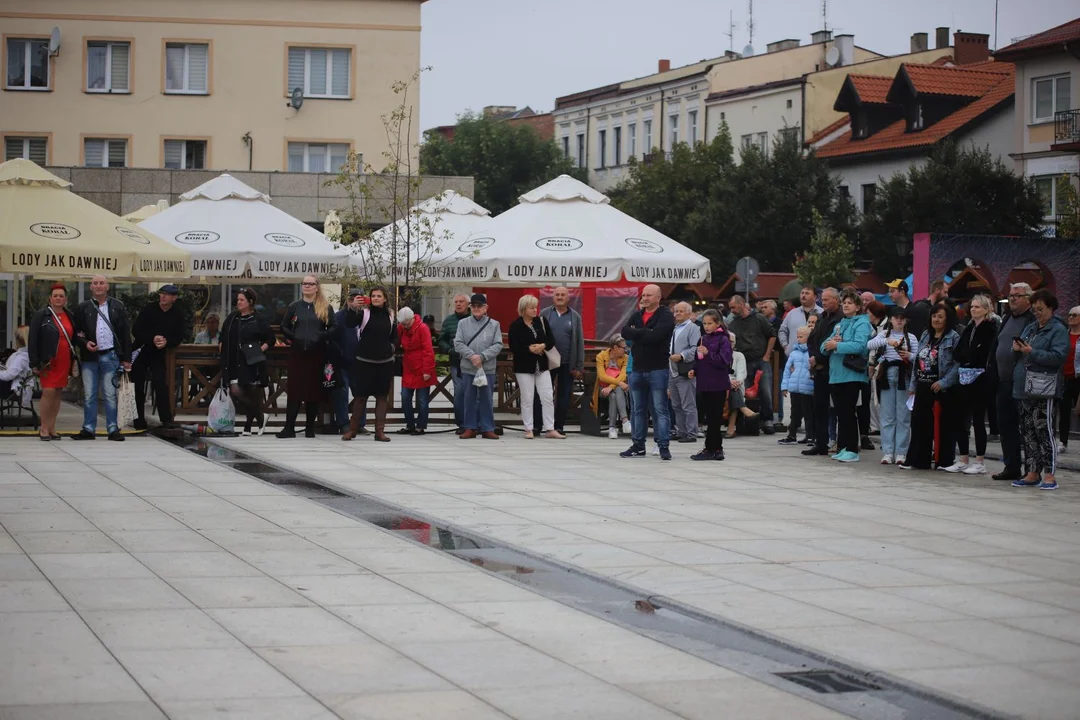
top-left (911, 32), bottom-right (928, 53)
top-left (811, 29), bottom-right (833, 44)
top-left (767, 39), bottom-right (801, 53)
top-left (658, 59), bottom-right (671, 73)
top-left (954, 31), bottom-right (990, 65)
top-left (834, 34), bottom-right (854, 66)
top-left (935, 26), bottom-right (950, 49)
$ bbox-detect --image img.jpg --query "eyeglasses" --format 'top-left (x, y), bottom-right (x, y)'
top-left (1069, 313), bottom-right (1080, 318)
top-left (301, 282), bottom-right (317, 286)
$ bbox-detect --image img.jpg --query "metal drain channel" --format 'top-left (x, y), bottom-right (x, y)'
top-left (188, 438), bottom-right (1004, 720)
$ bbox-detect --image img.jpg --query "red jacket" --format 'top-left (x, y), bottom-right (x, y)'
top-left (398, 320), bottom-right (436, 389)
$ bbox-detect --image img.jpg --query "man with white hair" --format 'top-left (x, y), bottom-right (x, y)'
top-left (439, 294), bottom-right (472, 433)
top-left (990, 282), bottom-right (1035, 480)
top-left (538, 286), bottom-right (585, 434)
top-left (669, 302), bottom-right (701, 443)
top-left (72, 275), bottom-right (131, 441)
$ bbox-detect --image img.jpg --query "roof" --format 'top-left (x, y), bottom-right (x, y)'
top-left (848, 74), bottom-right (893, 104)
top-left (815, 61), bottom-right (1014, 160)
top-left (994, 18), bottom-right (1080, 60)
top-left (705, 77), bottom-right (802, 103)
top-left (806, 115), bottom-right (852, 146)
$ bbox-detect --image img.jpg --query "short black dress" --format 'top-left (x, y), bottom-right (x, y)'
top-left (349, 306), bottom-right (397, 397)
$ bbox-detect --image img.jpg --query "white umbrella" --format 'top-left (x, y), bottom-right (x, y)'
top-left (429, 175), bottom-right (711, 284)
top-left (138, 174), bottom-right (349, 278)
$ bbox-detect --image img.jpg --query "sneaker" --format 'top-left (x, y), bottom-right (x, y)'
top-left (801, 446), bottom-right (828, 456)
top-left (713, 450), bottom-right (725, 461)
top-left (70, 430), bottom-right (95, 441)
top-left (860, 436), bottom-right (875, 451)
top-left (107, 431), bottom-right (125, 442)
top-left (837, 451), bottom-right (860, 463)
top-left (608, 427), bottom-right (619, 439)
top-left (762, 425), bottom-right (776, 435)
top-left (620, 444), bottom-right (646, 458)
top-left (1057, 441), bottom-right (1066, 455)
top-left (940, 462), bottom-right (968, 473)
top-left (622, 420), bottom-right (632, 435)
top-left (831, 450), bottom-right (846, 460)
top-left (659, 447), bottom-right (672, 461)
top-left (258, 415), bottom-right (270, 436)
top-left (963, 463), bottom-right (987, 475)
top-left (651, 445), bottom-right (660, 456)
top-left (881, 454), bottom-right (894, 465)
top-left (777, 437), bottom-right (798, 445)
top-left (690, 450), bottom-right (715, 461)
top-left (895, 455), bottom-right (905, 465)
top-left (897, 463), bottom-right (914, 470)
top-left (797, 437), bottom-right (810, 444)
top-left (241, 430), bottom-right (251, 437)
top-left (829, 444), bottom-right (838, 453)
top-left (1039, 481), bottom-right (1058, 490)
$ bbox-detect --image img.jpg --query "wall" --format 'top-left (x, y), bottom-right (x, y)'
top-left (705, 85), bottom-right (802, 160)
top-left (831, 155), bottom-right (925, 213)
top-left (1010, 53), bottom-right (1079, 172)
top-left (707, 43), bottom-right (880, 96)
top-left (0, 0), bottom-right (422, 170)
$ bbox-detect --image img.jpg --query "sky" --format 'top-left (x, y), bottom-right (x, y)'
top-left (419, 0), bottom-right (1077, 130)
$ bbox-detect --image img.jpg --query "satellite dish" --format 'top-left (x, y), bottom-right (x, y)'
top-left (742, 44), bottom-right (755, 57)
top-left (48, 27), bottom-right (61, 56)
top-left (825, 46), bottom-right (840, 67)
top-left (288, 87), bottom-right (303, 110)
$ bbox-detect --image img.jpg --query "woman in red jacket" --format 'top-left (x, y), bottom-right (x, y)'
top-left (397, 306), bottom-right (436, 434)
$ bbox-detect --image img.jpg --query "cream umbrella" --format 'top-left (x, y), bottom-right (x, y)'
top-left (0, 159), bottom-right (190, 279)
top-left (122, 199), bottom-right (170, 224)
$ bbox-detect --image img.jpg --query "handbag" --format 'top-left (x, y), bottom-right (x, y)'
top-left (1022, 367), bottom-right (1057, 399)
top-left (241, 342), bottom-right (265, 365)
top-left (541, 316), bottom-right (561, 369)
top-left (958, 368), bottom-right (985, 386)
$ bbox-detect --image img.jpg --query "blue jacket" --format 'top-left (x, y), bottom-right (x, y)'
top-left (330, 308), bottom-right (359, 368)
top-left (909, 329), bottom-right (960, 393)
top-left (822, 313), bottom-right (872, 385)
top-left (781, 343), bottom-right (814, 395)
top-left (1013, 315), bottom-right (1069, 400)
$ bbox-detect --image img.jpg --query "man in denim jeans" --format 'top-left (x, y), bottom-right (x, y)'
top-left (71, 275), bottom-right (131, 441)
top-left (454, 294), bottom-right (503, 439)
top-left (620, 285), bottom-right (676, 460)
top-left (439, 294), bottom-right (472, 433)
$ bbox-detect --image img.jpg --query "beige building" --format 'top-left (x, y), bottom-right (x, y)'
top-left (0, 0), bottom-right (424, 173)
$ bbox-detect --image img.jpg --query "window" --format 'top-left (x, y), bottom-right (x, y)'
top-left (839, 185), bottom-right (850, 199)
top-left (688, 110), bottom-right (698, 145)
top-left (628, 123), bottom-right (637, 158)
top-left (669, 114), bottom-right (679, 147)
top-left (165, 42), bottom-right (209, 94)
top-left (757, 132), bottom-right (768, 154)
top-left (164, 139), bottom-right (207, 169)
top-left (84, 137), bottom-right (128, 168)
top-left (909, 102), bottom-right (925, 131)
top-left (861, 183), bottom-right (877, 211)
top-left (597, 129), bottom-right (607, 168)
top-left (3, 135), bottom-right (47, 163)
top-left (1035, 176), bottom-right (1057, 218)
top-left (87, 41), bottom-right (130, 93)
top-left (644, 119), bottom-right (653, 152)
top-left (781, 127), bottom-right (800, 145)
top-left (741, 134), bottom-right (753, 150)
top-left (6, 38), bottom-right (50, 90)
top-left (786, 99), bottom-right (793, 109)
top-left (288, 46), bottom-right (350, 99)
top-left (576, 133), bottom-right (585, 168)
top-left (720, 111), bottom-right (726, 121)
top-left (1033, 74), bottom-right (1071, 123)
top-left (287, 141), bottom-right (348, 173)
top-left (614, 126), bottom-right (622, 165)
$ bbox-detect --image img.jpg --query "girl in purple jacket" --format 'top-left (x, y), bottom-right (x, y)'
top-left (690, 309), bottom-right (734, 461)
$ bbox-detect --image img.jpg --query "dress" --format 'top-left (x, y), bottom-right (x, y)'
top-left (39, 312), bottom-right (74, 389)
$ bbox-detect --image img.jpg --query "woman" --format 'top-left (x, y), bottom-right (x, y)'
top-left (509, 294), bottom-right (563, 439)
top-left (868, 307), bottom-right (918, 465)
top-left (397, 306), bottom-right (435, 435)
top-left (219, 288), bottom-right (275, 436)
top-left (724, 332), bottom-right (759, 438)
top-left (691, 309), bottom-right (733, 461)
top-left (1059, 305), bottom-right (1080, 455)
top-left (343, 287), bottom-right (396, 442)
top-left (949, 294), bottom-right (996, 474)
top-left (861, 300), bottom-right (888, 449)
top-left (0, 327), bottom-right (33, 408)
top-left (821, 289), bottom-right (872, 463)
top-left (28, 284), bottom-right (78, 441)
top-left (901, 303), bottom-right (961, 471)
top-left (592, 335), bottom-right (630, 439)
top-left (278, 275), bottom-right (334, 439)
top-left (1012, 289), bottom-right (1069, 490)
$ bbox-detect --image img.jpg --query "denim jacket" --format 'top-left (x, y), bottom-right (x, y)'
top-left (909, 329), bottom-right (960, 393)
top-left (1013, 315), bottom-right (1069, 400)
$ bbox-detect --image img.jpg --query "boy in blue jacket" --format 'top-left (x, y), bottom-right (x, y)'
top-left (779, 326), bottom-right (814, 444)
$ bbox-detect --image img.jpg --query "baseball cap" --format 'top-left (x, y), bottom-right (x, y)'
top-left (159, 284), bottom-right (179, 295)
top-left (347, 288), bottom-right (364, 298)
top-left (885, 279), bottom-right (909, 295)
top-left (470, 293), bottom-right (487, 305)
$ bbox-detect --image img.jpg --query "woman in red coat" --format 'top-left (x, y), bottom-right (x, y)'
top-left (397, 306), bottom-right (436, 434)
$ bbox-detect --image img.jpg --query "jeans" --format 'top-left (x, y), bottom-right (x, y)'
top-left (669, 375), bottom-right (698, 438)
top-left (451, 366), bottom-right (467, 429)
top-left (630, 369), bottom-right (671, 448)
top-left (996, 380), bottom-right (1022, 473)
top-left (81, 350), bottom-right (120, 434)
top-left (534, 365), bottom-right (573, 432)
top-left (401, 386), bottom-right (431, 430)
top-left (744, 358), bottom-right (773, 423)
top-left (518, 371), bottom-right (554, 432)
top-left (878, 367), bottom-right (911, 457)
top-left (332, 368), bottom-right (351, 429)
top-left (463, 373), bottom-right (495, 432)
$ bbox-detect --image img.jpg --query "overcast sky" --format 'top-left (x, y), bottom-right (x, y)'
top-left (419, 0), bottom-right (1076, 130)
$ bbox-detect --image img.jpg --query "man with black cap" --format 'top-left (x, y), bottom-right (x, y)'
top-left (453, 293), bottom-right (503, 439)
top-left (887, 279), bottom-right (929, 341)
top-left (330, 289), bottom-right (367, 435)
top-left (131, 284), bottom-right (187, 429)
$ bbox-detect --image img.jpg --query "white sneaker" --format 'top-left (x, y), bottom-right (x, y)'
top-left (651, 445), bottom-right (660, 456)
top-left (608, 427), bottom-right (619, 439)
top-left (880, 454), bottom-right (893, 465)
top-left (963, 463), bottom-right (987, 475)
top-left (940, 462), bottom-right (968, 473)
top-left (241, 430), bottom-right (251, 437)
top-left (895, 456), bottom-right (905, 465)
top-left (622, 420), bottom-right (632, 435)
top-left (1057, 441), bottom-right (1066, 455)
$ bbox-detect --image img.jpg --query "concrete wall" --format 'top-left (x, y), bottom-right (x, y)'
top-left (705, 85), bottom-right (802, 161)
top-left (706, 42), bottom-right (880, 97)
top-left (1009, 54), bottom-right (1079, 174)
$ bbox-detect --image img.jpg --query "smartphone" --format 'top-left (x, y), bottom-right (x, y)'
top-left (1012, 336), bottom-right (1023, 344)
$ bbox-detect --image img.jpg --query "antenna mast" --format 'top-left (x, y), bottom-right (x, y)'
top-left (748, 0), bottom-right (755, 45)
top-left (724, 10), bottom-right (735, 51)
top-left (822, 0), bottom-right (828, 31)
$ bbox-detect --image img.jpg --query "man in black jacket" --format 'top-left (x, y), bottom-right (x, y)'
top-left (620, 284), bottom-right (676, 460)
top-left (988, 283), bottom-right (1036, 480)
top-left (803, 287), bottom-right (842, 456)
top-left (131, 285), bottom-right (187, 429)
top-left (71, 275), bottom-right (132, 441)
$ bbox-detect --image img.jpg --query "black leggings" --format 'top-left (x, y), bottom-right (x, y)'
top-left (230, 384), bottom-right (264, 431)
top-left (857, 383), bottom-right (871, 437)
top-left (907, 384), bottom-right (959, 469)
top-left (957, 376), bottom-right (990, 458)
top-left (1060, 377), bottom-right (1080, 447)
top-left (830, 382), bottom-right (862, 454)
top-left (700, 391), bottom-right (727, 452)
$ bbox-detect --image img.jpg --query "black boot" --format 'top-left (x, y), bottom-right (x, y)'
top-left (304, 404), bottom-right (318, 438)
top-left (276, 405), bottom-right (298, 438)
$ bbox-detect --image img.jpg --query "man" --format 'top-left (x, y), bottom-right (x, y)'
top-left (131, 285), bottom-right (187, 430)
top-left (668, 302), bottom-right (701, 443)
top-left (537, 287), bottom-right (585, 434)
top-left (620, 284), bottom-right (675, 460)
top-left (886, 279), bottom-right (926, 342)
top-left (727, 295), bottom-right (778, 434)
top-left (194, 315), bottom-right (220, 345)
top-left (330, 290), bottom-right (366, 435)
top-left (440, 294), bottom-right (471, 433)
top-left (990, 283), bottom-right (1035, 481)
top-left (71, 275), bottom-right (131, 441)
top-left (761, 300), bottom-right (781, 332)
top-left (803, 287), bottom-right (842, 456)
top-left (453, 293), bottom-right (503, 440)
top-left (779, 285), bottom-right (822, 356)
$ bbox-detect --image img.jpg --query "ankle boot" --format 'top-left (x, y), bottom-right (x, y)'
top-left (342, 399), bottom-right (363, 441)
top-left (304, 404), bottom-right (318, 438)
top-left (374, 397), bottom-right (390, 442)
top-left (276, 405), bottom-right (298, 438)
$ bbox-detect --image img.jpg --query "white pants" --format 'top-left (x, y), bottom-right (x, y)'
top-left (517, 370), bottom-right (554, 432)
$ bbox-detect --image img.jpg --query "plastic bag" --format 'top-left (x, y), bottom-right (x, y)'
top-left (117, 374), bottom-right (138, 429)
top-left (208, 387), bottom-right (236, 433)
top-left (472, 372), bottom-right (488, 388)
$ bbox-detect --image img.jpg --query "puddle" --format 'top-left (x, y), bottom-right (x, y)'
top-left (179, 437), bottom-right (1005, 720)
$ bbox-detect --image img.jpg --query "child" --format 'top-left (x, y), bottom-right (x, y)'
top-left (867, 306), bottom-right (919, 465)
top-left (779, 326), bottom-right (814, 445)
top-left (725, 332), bottom-right (760, 438)
top-left (689, 309), bottom-right (733, 461)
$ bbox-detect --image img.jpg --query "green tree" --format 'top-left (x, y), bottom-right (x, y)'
top-left (1055, 174), bottom-right (1080, 240)
top-left (793, 210), bottom-right (856, 288)
top-left (859, 141), bottom-right (1046, 279)
top-left (419, 112), bottom-right (582, 214)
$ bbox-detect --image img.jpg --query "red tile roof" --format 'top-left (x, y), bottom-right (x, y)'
top-left (994, 18), bottom-right (1080, 59)
top-left (806, 116), bottom-right (851, 146)
top-left (815, 62), bottom-right (1014, 160)
top-left (848, 75), bottom-right (893, 104)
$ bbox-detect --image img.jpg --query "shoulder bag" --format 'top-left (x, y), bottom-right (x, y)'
top-left (1022, 366), bottom-right (1057, 398)
top-left (49, 308), bottom-right (81, 378)
top-left (541, 316), bottom-right (561, 369)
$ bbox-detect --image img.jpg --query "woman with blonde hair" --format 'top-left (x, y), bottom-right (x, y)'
top-left (278, 275), bottom-right (335, 438)
top-left (508, 294), bottom-right (563, 438)
top-left (948, 294), bottom-right (996, 474)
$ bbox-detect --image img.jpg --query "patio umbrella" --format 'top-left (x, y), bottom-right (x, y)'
top-left (0, 159), bottom-right (190, 279)
top-left (122, 199), bottom-right (170, 224)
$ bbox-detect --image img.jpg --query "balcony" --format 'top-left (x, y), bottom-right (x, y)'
top-left (1052, 109), bottom-right (1080, 152)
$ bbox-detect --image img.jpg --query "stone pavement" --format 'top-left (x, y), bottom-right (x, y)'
top-left (0, 437), bottom-right (850, 720)
top-left (214, 428), bottom-right (1080, 720)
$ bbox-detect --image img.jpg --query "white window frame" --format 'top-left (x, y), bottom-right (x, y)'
top-left (576, 133), bottom-right (585, 168)
top-left (757, 132), bottom-right (768, 154)
top-left (164, 42), bottom-right (209, 95)
top-left (613, 126), bottom-right (622, 165)
top-left (597, 128), bottom-right (607, 169)
top-left (287, 142), bottom-right (349, 173)
top-left (741, 134), bottom-right (753, 150)
top-left (1033, 74), bottom-right (1071, 123)
top-left (5, 38), bottom-right (50, 90)
top-left (1034, 175), bottom-right (1058, 219)
top-left (83, 137), bottom-right (128, 168)
top-left (688, 110), bottom-right (698, 145)
top-left (86, 41), bottom-right (130, 93)
top-left (643, 119), bottom-right (653, 153)
top-left (289, 47), bottom-right (351, 99)
top-left (669, 114), bottom-right (679, 147)
top-left (561, 136), bottom-right (570, 159)
top-left (163, 139), bottom-right (207, 169)
top-left (4, 136), bottom-right (48, 163)
top-left (628, 123), bottom-right (637, 158)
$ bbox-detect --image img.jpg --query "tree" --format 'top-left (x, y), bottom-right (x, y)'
top-left (859, 141), bottom-right (1046, 279)
top-left (1056, 174), bottom-right (1080, 240)
top-left (793, 210), bottom-right (856, 288)
top-left (419, 112), bottom-right (582, 215)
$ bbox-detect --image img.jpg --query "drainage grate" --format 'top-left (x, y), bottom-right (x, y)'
top-left (776, 670), bottom-right (882, 694)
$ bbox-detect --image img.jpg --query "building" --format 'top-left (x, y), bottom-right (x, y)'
top-left (428, 105), bottom-right (555, 142)
top-left (809, 34), bottom-right (1011, 215)
top-left (993, 17), bottom-right (1080, 224)
top-left (0, 0), bottom-right (424, 175)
